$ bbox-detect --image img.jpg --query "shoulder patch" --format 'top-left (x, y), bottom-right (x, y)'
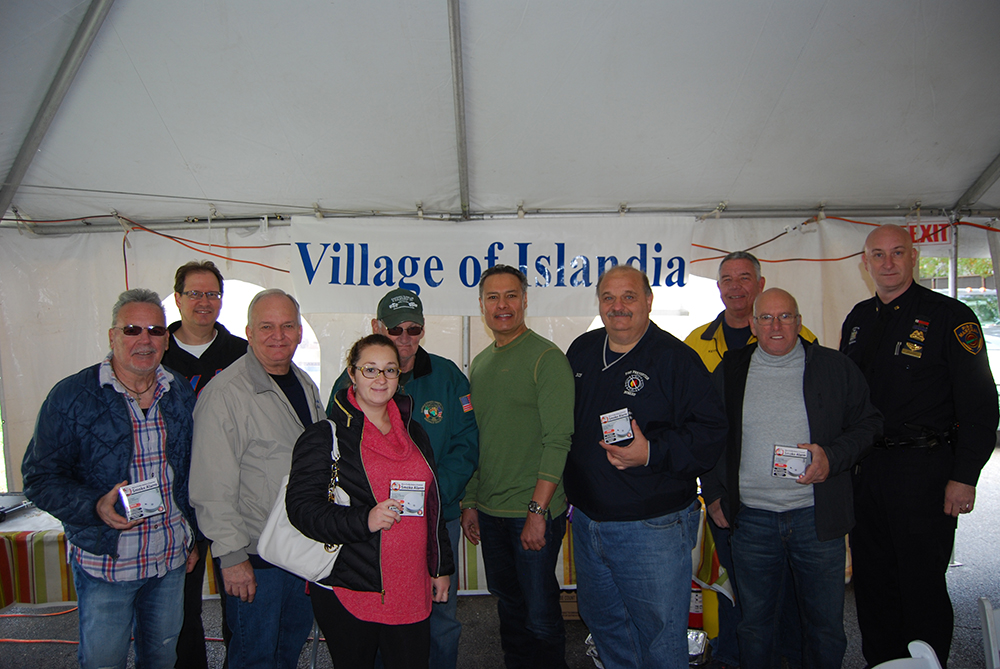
top-left (954, 322), bottom-right (984, 355)
top-left (459, 394), bottom-right (473, 413)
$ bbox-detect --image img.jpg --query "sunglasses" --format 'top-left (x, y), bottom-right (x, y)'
top-left (386, 325), bottom-right (423, 336)
top-left (115, 325), bottom-right (168, 337)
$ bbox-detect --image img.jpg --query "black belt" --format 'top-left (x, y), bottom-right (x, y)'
top-left (873, 432), bottom-right (950, 450)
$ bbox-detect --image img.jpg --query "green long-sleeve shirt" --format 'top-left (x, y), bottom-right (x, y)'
top-left (463, 329), bottom-right (574, 518)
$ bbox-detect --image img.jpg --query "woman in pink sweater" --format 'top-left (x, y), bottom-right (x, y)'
top-left (287, 334), bottom-right (453, 669)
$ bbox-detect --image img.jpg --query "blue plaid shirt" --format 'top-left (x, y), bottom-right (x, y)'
top-left (71, 357), bottom-right (192, 581)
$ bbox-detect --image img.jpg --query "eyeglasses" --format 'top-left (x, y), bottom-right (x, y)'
top-left (115, 325), bottom-right (168, 337)
top-left (353, 365), bottom-right (401, 380)
top-left (386, 325), bottom-right (423, 337)
top-left (181, 290), bottom-right (222, 300)
top-left (753, 313), bottom-right (799, 325)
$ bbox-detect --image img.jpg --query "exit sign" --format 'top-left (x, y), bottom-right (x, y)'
top-left (906, 221), bottom-right (951, 249)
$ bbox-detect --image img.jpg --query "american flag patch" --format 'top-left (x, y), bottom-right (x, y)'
top-left (460, 394), bottom-right (473, 413)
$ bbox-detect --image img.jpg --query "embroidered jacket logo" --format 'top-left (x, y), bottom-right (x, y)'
top-left (624, 370), bottom-right (649, 396)
top-left (422, 401), bottom-right (444, 424)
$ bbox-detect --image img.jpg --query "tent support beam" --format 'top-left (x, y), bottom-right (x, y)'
top-left (953, 149), bottom-right (1000, 212)
top-left (7, 206), bottom-right (1000, 236)
top-left (0, 0), bottom-right (116, 219)
top-left (447, 0), bottom-right (471, 220)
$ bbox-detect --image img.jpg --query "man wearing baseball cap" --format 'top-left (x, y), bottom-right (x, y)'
top-left (326, 288), bottom-right (479, 669)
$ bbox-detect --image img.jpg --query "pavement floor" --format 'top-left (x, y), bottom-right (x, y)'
top-left (3, 446), bottom-right (1000, 668)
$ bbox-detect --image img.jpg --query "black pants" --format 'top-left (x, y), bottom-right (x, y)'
top-left (175, 542), bottom-right (231, 669)
top-left (851, 447), bottom-right (957, 667)
top-left (310, 584), bottom-right (430, 669)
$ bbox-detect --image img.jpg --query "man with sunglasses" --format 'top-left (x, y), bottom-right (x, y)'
top-left (22, 289), bottom-right (198, 669)
top-left (326, 287), bottom-right (479, 669)
top-left (162, 260), bottom-right (247, 669)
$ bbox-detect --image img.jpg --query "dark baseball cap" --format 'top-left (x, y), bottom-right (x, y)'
top-left (376, 288), bottom-right (424, 329)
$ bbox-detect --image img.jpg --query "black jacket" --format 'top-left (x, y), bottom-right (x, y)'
top-left (285, 389), bottom-right (454, 591)
top-left (702, 338), bottom-right (882, 541)
top-left (564, 323), bottom-right (727, 521)
top-left (162, 321), bottom-right (247, 396)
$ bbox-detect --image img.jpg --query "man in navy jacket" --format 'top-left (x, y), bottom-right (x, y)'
top-left (22, 288), bottom-right (197, 669)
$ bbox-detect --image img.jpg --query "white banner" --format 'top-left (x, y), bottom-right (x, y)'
top-left (291, 216), bottom-right (694, 316)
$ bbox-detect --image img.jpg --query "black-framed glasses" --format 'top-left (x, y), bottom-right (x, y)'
top-left (181, 290), bottom-right (222, 300)
top-left (353, 365), bottom-right (401, 380)
top-left (115, 325), bottom-right (168, 337)
top-left (753, 313), bottom-right (799, 325)
top-left (386, 325), bottom-right (423, 337)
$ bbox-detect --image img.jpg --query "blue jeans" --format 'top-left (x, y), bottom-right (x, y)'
top-left (710, 516), bottom-right (804, 668)
top-left (72, 560), bottom-right (185, 669)
top-left (428, 518), bottom-right (463, 669)
top-left (731, 506), bottom-right (846, 669)
top-left (573, 500), bottom-right (701, 669)
top-left (478, 511), bottom-right (568, 669)
top-left (225, 564), bottom-right (313, 669)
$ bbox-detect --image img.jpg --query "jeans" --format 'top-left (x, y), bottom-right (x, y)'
top-left (478, 511), bottom-right (568, 669)
top-left (428, 518), bottom-right (463, 669)
top-left (72, 560), bottom-right (185, 669)
top-left (709, 515), bottom-right (804, 668)
top-left (573, 500), bottom-right (701, 669)
top-left (225, 564), bottom-right (313, 669)
top-left (731, 506), bottom-right (846, 669)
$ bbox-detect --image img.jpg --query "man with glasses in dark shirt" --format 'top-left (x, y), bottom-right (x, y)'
top-left (162, 260), bottom-right (247, 668)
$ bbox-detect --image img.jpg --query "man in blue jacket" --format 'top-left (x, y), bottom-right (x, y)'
top-left (22, 288), bottom-right (198, 669)
top-left (564, 265), bottom-right (728, 669)
top-left (326, 287), bottom-right (479, 669)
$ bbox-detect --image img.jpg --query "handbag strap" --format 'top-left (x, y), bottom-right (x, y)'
top-left (326, 419), bottom-right (340, 502)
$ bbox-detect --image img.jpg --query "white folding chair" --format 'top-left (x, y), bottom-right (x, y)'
top-left (870, 640), bottom-right (942, 669)
top-left (981, 596), bottom-right (1000, 669)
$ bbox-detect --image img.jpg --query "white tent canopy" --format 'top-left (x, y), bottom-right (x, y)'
top-left (3, 1), bottom-right (1000, 489)
top-left (4, 0), bottom-right (1000, 223)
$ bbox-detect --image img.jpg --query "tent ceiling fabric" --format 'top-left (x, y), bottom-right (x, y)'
top-left (4, 0), bottom-right (1000, 224)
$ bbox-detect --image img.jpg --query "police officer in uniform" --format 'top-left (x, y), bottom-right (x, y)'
top-left (840, 224), bottom-right (998, 666)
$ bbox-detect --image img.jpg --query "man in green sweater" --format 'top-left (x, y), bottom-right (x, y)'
top-left (461, 264), bottom-right (574, 669)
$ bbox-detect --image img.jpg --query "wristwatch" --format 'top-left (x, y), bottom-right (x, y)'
top-left (527, 500), bottom-right (547, 516)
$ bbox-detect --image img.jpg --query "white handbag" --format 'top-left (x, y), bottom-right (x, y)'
top-left (257, 421), bottom-right (350, 582)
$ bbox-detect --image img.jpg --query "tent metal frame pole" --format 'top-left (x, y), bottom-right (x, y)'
top-left (0, 0), bottom-right (116, 219)
top-left (462, 316), bottom-right (471, 378)
top-left (954, 150), bottom-right (1000, 211)
top-left (6, 207), bottom-right (1000, 236)
top-left (949, 214), bottom-right (959, 299)
top-left (447, 0), bottom-right (471, 220)
top-left (987, 222), bottom-right (1000, 316)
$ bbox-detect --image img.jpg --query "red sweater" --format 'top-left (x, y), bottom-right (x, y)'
top-left (335, 390), bottom-right (433, 624)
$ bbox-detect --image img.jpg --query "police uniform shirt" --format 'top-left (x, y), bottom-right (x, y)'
top-left (839, 281), bottom-right (998, 485)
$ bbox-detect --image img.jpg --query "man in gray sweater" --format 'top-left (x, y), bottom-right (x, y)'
top-left (702, 289), bottom-right (881, 669)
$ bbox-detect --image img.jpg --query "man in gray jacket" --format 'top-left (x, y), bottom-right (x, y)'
top-left (190, 289), bottom-right (324, 668)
